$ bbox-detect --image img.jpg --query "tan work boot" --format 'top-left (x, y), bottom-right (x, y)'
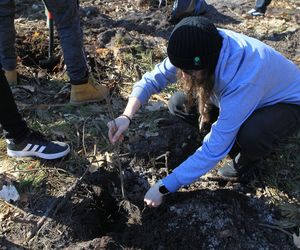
top-left (5, 70), bottom-right (18, 85)
top-left (70, 78), bottom-right (109, 105)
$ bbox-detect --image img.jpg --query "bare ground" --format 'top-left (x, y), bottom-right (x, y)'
top-left (0, 0), bottom-right (300, 249)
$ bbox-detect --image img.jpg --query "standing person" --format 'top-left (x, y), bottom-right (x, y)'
top-left (0, 68), bottom-right (70, 159)
top-left (169, 0), bottom-right (208, 24)
top-left (107, 16), bottom-right (300, 207)
top-left (0, 0), bottom-right (108, 105)
top-left (248, 0), bottom-right (272, 16)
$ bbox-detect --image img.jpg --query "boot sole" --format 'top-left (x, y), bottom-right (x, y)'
top-left (69, 97), bottom-right (107, 106)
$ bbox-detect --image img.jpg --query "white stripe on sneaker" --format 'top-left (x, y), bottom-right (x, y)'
top-left (23, 144), bottom-right (33, 151)
top-left (31, 145), bottom-right (40, 152)
top-left (37, 146), bottom-right (46, 153)
top-left (23, 144), bottom-right (46, 153)
top-left (7, 144), bottom-right (70, 160)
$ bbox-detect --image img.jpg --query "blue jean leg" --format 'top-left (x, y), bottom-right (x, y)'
top-left (255, 0), bottom-right (272, 13)
top-left (0, 0), bottom-right (16, 71)
top-left (44, 0), bottom-right (89, 84)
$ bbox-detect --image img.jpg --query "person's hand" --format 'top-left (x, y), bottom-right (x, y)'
top-left (107, 115), bottom-right (130, 144)
top-left (144, 180), bottom-right (169, 207)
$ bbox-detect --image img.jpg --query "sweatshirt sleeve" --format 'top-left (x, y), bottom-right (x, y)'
top-left (162, 82), bottom-right (264, 192)
top-left (130, 57), bottom-right (177, 105)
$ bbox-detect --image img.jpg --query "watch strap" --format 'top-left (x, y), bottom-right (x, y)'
top-left (158, 181), bottom-right (170, 195)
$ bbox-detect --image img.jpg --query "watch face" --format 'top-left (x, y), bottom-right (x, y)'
top-left (159, 185), bottom-right (169, 194)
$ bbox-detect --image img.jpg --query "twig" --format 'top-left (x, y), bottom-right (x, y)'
top-left (155, 151), bottom-right (170, 170)
top-left (165, 152), bottom-right (169, 169)
top-left (93, 144), bottom-right (97, 156)
top-left (0, 200), bottom-right (28, 215)
top-left (116, 143), bottom-right (126, 199)
top-left (94, 56), bottom-right (126, 199)
top-left (134, 64), bottom-right (142, 79)
top-left (258, 223), bottom-right (293, 236)
top-left (25, 197), bottom-right (58, 243)
top-left (92, 120), bottom-right (110, 145)
top-left (82, 116), bottom-right (91, 155)
top-left (91, 144), bottom-right (103, 170)
top-left (25, 166), bottom-right (89, 243)
top-left (106, 94), bottom-right (126, 200)
top-left (7, 167), bottom-right (68, 174)
top-left (17, 102), bottom-right (68, 110)
top-left (155, 151), bottom-right (170, 161)
top-left (119, 153), bottom-right (130, 157)
top-left (29, 221), bottom-right (49, 246)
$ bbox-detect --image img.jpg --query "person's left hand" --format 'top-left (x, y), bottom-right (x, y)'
top-left (144, 180), bottom-right (167, 207)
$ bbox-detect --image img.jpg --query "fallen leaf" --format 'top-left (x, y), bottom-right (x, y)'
top-left (105, 152), bottom-right (114, 168)
top-left (33, 31), bottom-right (40, 38)
top-left (96, 48), bottom-right (111, 58)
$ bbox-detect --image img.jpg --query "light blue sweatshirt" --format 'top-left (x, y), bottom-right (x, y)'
top-left (130, 29), bottom-right (300, 192)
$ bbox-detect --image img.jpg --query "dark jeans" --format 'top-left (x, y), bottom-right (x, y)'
top-left (255, 0), bottom-right (272, 13)
top-left (168, 92), bottom-right (300, 173)
top-left (0, 0), bottom-right (88, 84)
top-left (0, 69), bottom-right (28, 141)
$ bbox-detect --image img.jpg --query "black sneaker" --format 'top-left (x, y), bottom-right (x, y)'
top-left (6, 130), bottom-right (70, 160)
top-left (247, 8), bottom-right (265, 16)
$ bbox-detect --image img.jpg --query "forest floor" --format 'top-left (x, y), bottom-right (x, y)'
top-left (0, 0), bottom-right (300, 249)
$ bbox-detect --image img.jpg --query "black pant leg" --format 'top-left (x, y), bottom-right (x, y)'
top-left (236, 103), bottom-right (300, 170)
top-left (0, 69), bottom-right (28, 140)
top-left (0, 0), bottom-right (16, 71)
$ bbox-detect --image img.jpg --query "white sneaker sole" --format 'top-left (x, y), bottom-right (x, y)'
top-left (7, 146), bottom-right (70, 160)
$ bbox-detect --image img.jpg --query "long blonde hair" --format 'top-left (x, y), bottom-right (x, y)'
top-left (179, 69), bottom-right (215, 130)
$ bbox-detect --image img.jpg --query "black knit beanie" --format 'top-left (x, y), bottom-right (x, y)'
top-left (167, 16), bottom-right (223, 73)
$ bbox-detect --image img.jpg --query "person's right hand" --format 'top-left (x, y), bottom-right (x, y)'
top-left (107, 115), bottom-right (131, 144)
